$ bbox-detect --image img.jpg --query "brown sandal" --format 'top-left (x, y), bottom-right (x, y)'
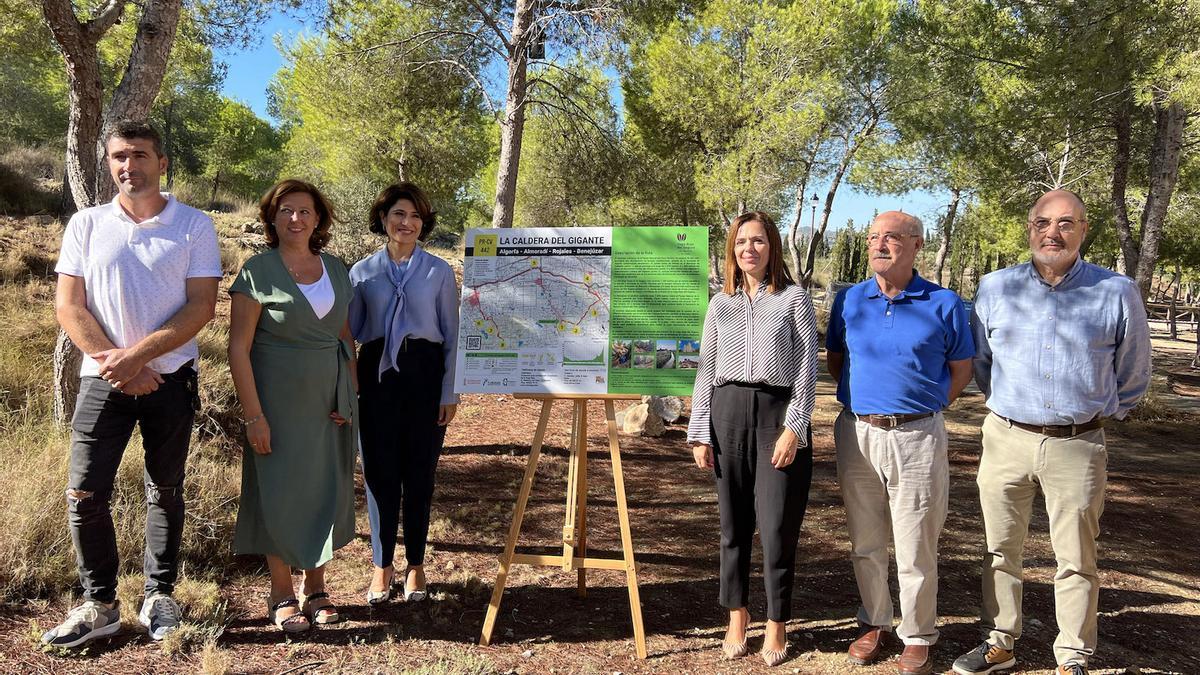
top-left (300, 591), bottom-right (340, 625)
top-left (267, 597), bottom-right (310, 634)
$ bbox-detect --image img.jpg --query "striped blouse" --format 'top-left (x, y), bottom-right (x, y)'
top-left (687, 283), bottom-right (820, 446)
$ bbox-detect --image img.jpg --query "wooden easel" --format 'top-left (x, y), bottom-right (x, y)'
top-left (479, 393), bottom-right (648, 659)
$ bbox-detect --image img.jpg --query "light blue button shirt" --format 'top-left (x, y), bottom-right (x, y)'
top-left (971, 256), bottom-right (1151, 425)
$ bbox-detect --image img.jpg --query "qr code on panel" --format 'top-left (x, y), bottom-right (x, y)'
top-left (466, 335), bottom-right (482, 350)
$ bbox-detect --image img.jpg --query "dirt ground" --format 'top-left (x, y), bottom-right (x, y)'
top-left (3, 336), bottom-right (1199, 674)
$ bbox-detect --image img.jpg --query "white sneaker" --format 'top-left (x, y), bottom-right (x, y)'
top-left (40, 600), bottom-right (122, 648)
top-left (138, 594), bottom-right (182, 641)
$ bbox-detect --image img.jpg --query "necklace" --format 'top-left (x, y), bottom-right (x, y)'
top-left (282, 251), bottom-right (318, 282)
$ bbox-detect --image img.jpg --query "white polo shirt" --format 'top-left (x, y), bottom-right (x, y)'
top-left (55, 193), bottom-right (223, 377)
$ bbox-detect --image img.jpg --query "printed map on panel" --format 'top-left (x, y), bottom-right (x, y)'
top-left (460, 254), bottom-right (611, 357)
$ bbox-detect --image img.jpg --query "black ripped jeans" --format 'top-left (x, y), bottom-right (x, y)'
top-left (66, 368), bottom-right (197, 603)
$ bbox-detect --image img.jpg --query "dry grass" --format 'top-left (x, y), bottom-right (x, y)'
top-left (0, 216), bottom-right (244, 601)
top-left (0, 208), bottom-right (363, 604)
top-left (197, 640), bottom-right (234, 674)
top-left (0, 145), bottom-right (63, 217)
top-left (113, 575), bottom-right (230, 657)
top-left (169, 177), bottom-right (257, 216)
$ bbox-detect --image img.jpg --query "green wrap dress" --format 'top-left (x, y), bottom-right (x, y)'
top-left (230, 249), bottom-right (358, 569)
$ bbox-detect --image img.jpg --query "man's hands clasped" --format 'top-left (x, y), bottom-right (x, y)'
top-left (94, 348), bottom-right (163, 395)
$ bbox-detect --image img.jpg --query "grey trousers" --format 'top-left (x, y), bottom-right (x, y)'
top-left (66, 370), bottom-right (197, 603)
top-left (835, 409), bottom-right (949, 646)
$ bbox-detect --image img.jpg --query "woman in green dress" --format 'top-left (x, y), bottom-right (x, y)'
top-left (228, 179), bottom-right (358, 633)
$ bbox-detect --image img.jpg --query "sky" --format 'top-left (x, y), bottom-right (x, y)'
top-left (213, 13), bottom-right (952, 235)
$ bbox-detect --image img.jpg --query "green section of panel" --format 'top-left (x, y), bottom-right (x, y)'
top-left (607, 227), bottom-right (709, 395)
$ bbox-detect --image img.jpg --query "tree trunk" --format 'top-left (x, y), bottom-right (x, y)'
top-left (164, 98), bottom-right (176, 188)
top-left (786, 153), bottom-right (818, 281)
top-left (41, 0), bottom-right (183, 427)
top-left (1110, 96), bottom-right (1139, 276)
top-left (52, 330), bottom-right (82, 427)
top-left (41, 0), bottom-right (116, 210)
top-left (799, 115), bottom-right (878, 288)
top-left (107, 0), bottom-right (182, 125)
top-left (1134, 101), bottom-right (1187, 301)
top-left (933, 187), bottom-right (960, 287)
top-left (800, 150), bottom-right (855, 287)
top-left (491, 0), bottom-right (535, 229)
top-left (787, 208), bottom-right (802, 278)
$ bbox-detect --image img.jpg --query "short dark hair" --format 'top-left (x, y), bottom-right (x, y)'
top-left (258, 179), bottom-right (336, 254)
top-left (105, 119), bottom-right (164, 157)
top-left (368, 182), bottom-right (437, 240)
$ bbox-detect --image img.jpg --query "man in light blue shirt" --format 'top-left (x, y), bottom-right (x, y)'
top-left (954, 190), bottom-right (1151, 675)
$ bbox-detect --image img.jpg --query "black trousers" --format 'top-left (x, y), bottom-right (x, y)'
top-left (66, 367), bottom-right (198, 603)
top-left (711, 382), bottom-right (813, 622)
top-left (358, 338), bottom-right (447, 569)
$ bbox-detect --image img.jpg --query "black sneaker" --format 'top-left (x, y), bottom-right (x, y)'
top-left (952, 641), bottom-right (1016, 674)
top-left (1055, 664), bottom-right (1088, 675)
top-left (40, 600), bottom-right (122, 648)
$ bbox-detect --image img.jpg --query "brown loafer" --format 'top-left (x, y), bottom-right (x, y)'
top-left (848, 625), bottom-right (886, 665)
top-left (897, 644), bottom-right (932, 675)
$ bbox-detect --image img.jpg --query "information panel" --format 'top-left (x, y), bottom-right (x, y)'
top-left (455, 226), bottom-right (708, 396)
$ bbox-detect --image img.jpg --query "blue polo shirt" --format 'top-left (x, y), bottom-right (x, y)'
top-left (826, 272), bottom-right (974, 414)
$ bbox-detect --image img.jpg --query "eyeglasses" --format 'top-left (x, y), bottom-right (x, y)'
top-left (1029, 218), bottom-right (1080, 234)
top-left (867, 232), bottom-right (917, 246)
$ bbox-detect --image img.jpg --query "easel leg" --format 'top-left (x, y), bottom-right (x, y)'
top-left (480, 399), bottom-right (554, 646)
top-left (562, 402), bottom-right (580, 570)
top-left (576, 401), bottom-right (588, 597)
top-left (605, 400), bottom-right (648, 659)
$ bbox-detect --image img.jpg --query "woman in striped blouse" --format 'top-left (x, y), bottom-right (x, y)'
top-left (688, 211), bottom-right (820, 666)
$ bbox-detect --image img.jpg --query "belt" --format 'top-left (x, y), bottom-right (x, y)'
top-left (998, 415), bottom-right (1103, 438)
top-left (856, 411), bottom-right (935, 430)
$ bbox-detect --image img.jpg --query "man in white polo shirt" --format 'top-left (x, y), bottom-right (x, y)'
top-left (41, 120), bottom-right (221, 649)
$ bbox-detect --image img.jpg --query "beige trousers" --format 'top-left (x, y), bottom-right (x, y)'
top-left (835, 409), bottom-right (948, 646)
top-left (977, 412), bottom-right (1107, 667)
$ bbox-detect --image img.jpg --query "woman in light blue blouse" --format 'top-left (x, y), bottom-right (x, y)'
top-left (349, 182), bottom-right (459, 605)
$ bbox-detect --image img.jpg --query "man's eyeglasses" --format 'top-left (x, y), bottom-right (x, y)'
top-left (867, 232), bottom-right (917, 246)
top-left (1029, 218), bottom-right (1080, 234)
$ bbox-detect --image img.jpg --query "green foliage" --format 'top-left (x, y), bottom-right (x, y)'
top-left (271, 1), bottom-right (493, 233)
top-left (628, 0), bottom-right (843, 216)
top-left (514, 64), bottom-right (626, 226)
top-left (829, 225), bottom-right (869, 283)
top-left (151, 19), bottom-right (227, 184)
top-left (0, 1), bottom-right (68, 144)
top-left (893, 0), bottom-right (1200, 281)
top-left (624, 0), bottom-right (901, 280)
top-left (617, 63), bottom-right (714, 228)
top-left (201, 99), bottom-right (283, 204)
top-left (943, 198), bottom-right (1028, 296)
top-left (12, 3), bottom-right (282, 209)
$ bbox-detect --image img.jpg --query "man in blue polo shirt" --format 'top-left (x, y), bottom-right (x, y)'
top-left (827, 211), bottom-right (974, 675)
